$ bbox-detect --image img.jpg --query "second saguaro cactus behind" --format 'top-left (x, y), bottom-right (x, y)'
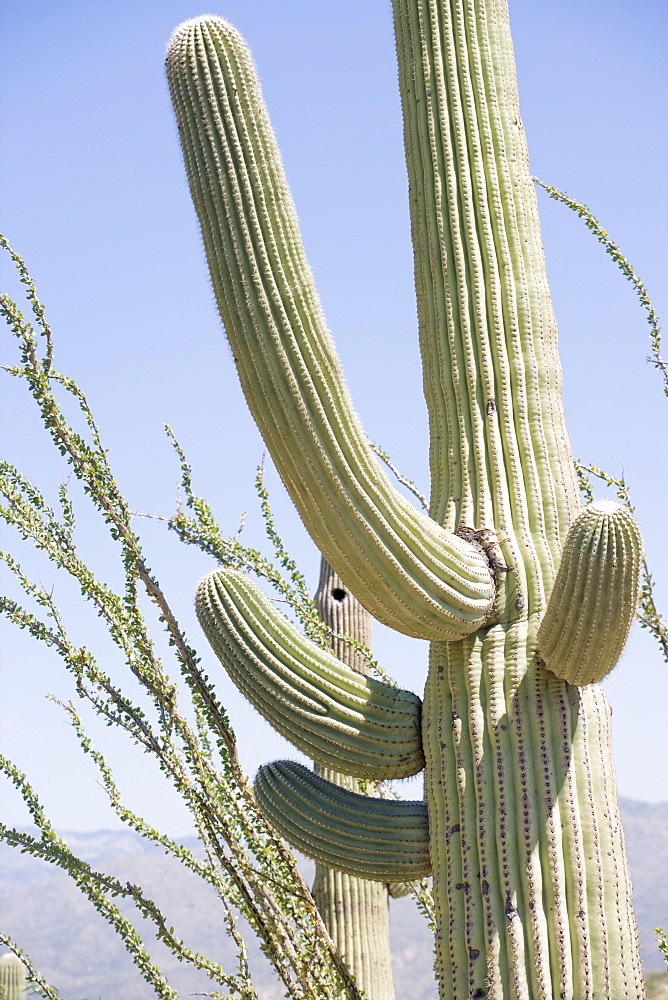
top-left (0, 954), bottom-right (26, 1000)
top-left (311, 558), bottom-right (396, 1000)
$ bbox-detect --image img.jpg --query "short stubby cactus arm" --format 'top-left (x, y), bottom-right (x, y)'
top-left (536, 501), bottom-right (642, 685)
top-left (255, 761), bottom-right (431, 881)
top-left (166, 15), bottom-right (496, 642)
top-left (195, 568), bottom-right (425, 779)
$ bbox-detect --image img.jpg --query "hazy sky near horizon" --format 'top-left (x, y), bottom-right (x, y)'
top-left (1, 0), bottom-right (667, 836)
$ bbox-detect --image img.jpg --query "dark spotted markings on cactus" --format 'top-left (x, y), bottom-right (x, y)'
top-left (167, 2), bottom-right (647, 998)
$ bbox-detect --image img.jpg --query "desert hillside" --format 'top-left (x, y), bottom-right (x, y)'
top-left (0, 797), bottom-right (665, 999)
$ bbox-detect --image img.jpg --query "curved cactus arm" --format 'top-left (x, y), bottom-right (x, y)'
top-left (254, 761), bottom-right (431, 881)
top-left (536, 502), bottom-right (642, 685)
top-left (166, 15), bottom-right (496, 642)
top-left (196, 568), bottom-right (425, 779)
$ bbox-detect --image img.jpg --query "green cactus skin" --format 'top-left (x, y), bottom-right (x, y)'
top-left (536, 501), bottom-right (642, 685)
top-left (166, 15), bottom-right (494, 644)
top-left (0, 954), bottom-right (26, 1000)
top-left (311, 863), bottom-right (396, 1000)
top-left (196, 567), bottom-right (424, 778)
top-left (314, 558), bottom-right (372, 675)
top-left (168, 3), bottom-right (646, 997)
top-left (393, 5), bottom-right (644, 994)
top-left (255, 761), bottom-right (431, 882)
top-left (312, 559), bottom-right (397, 1000)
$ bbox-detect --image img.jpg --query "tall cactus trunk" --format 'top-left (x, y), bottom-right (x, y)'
top-left (393, 4), bottom-right (645, 994)
top-left (312, 559), bottom-right (395, 1000)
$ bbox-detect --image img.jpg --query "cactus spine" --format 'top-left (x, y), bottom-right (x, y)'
top-left (0, 954), bottom-right (26, 1000)
top-left (311, 559), bottom-right (396, 1000)
top-left (168, 3), bottom-right (645, 998)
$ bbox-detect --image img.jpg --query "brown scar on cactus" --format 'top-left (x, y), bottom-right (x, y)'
top-left (455, 526), bottom-right (514, 582)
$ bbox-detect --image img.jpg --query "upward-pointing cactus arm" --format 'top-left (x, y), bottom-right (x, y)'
top-left (166, 16), bottom-right (495, 642)
top-left (393, 0), bottom-right (583, 605)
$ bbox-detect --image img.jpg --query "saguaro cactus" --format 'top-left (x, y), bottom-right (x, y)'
top-left (311, 558), bottom-right (397, 1000)
top-left (168, 3), bottom-right (645, 998)
top-left (0, 954), bottom-right (26, 1000)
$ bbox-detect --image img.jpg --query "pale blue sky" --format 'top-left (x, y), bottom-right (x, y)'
top-left (1, 0), bottom-right (667, 834)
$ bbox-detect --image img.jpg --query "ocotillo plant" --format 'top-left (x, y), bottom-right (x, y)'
top-left (312, 558), bottom-right (397, 1000)
top-left (168, 2), bottom-right (645, 998)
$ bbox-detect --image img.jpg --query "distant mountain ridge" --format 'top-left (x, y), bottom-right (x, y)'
top-left (0, 797), bottom-right (665, 999)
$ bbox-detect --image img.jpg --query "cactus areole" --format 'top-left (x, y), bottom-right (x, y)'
top-left (167, 3), bottom-right (645, 998)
